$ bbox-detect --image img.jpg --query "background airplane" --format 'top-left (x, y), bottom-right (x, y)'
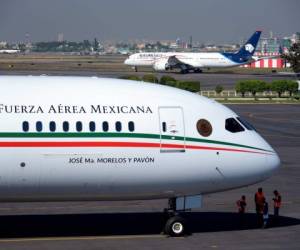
top-left (124, 31), bottom-right (281, 74)
top-left (0, 49), bottom-right (20, 54)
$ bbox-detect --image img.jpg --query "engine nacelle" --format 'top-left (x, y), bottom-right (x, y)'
top-left (153, 58), bottom-right (169, 71)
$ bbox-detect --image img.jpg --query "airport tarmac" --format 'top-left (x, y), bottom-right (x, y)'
top-left (1, 53), bottom-right (297, 90)
top-left (0, 104), bottom-right (299, 250)
top-left (0, 70), bottom-right (297, 90)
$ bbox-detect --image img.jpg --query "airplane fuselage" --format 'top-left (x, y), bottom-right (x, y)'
top-left (125, 52), bottom-right (240, 69)
top-left (0, 76), bottom-right (279, 202)
top-left (0, 49), bottom-right (20, 54)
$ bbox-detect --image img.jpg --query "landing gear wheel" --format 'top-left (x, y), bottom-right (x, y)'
top-left (194, 68), bottom-right (202, 73)
top-left (165, 216), bottom-right (186, 237)
top-left (180, 69), bottom-right (189, 74)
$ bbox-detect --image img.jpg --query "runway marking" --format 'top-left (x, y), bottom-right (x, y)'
top-left (0, 234), bottom-right (166, 243)
top-left (253, 116), bottom-right (300, 123)
top-left (263, 134), bottom-right (300, 139)
top-left (247, 112), bottom-right (300, 123)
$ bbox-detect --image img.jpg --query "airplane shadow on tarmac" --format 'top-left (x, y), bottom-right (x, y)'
top-left (0, 212), bottom-right (299, 238)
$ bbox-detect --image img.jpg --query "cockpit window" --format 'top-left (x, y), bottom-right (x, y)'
top-left (225, 118), bottom-right (245, 133)
top-left (236, 117), bottom-right (255, 131)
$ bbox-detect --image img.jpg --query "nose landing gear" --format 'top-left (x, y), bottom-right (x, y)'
top-left (163, 195), bottom-right (202, 236)
top-left (163, 197), bottom-right (188, 237)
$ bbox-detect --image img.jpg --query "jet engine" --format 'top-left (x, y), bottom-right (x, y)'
top-left (153, 58), bottom-right (169, 71)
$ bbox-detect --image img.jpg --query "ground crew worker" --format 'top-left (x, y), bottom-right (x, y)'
top-left (254, 187), bottom-right (265, 225)
top-left (273, 190), bottom-right (282, 217)
top-left (236, 195), bottom-right (247, 227)
top-left (255, 188), bottom-right (265, 213)
top-left (237, 195), bottom-right (247, 214)
top-left (262, 198), bottom-right (269, 228)
top-left (272, 190), bottom-right (282, 225)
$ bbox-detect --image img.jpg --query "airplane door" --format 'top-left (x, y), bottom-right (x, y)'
top-left (159, 107), bottom-right (185, 153)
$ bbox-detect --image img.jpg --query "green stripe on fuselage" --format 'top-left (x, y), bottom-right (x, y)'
top-left (0, 132), bottom-right (272, 153)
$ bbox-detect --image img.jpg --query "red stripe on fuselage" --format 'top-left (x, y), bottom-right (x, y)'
top-left (0, 141), bottom-right (270, 155)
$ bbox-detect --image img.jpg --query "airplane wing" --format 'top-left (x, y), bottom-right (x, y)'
top-left (167, 56), bottom-right (194, 70)
top-left (168, 55), bottom-right (182, 66)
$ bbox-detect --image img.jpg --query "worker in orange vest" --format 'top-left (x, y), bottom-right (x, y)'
top-left (255, 188), bottom-right (265, 214)
top-left (273, 190), bottom-right (282, 222)
top-left (254, 187), bottom-right (265, 225)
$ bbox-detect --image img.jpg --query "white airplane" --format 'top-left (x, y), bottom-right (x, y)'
top-left (0, 75), bottom-right (280, 236)
top-left (124, 31), bottom-right (271, 74)
top-left (0, 49), bottom-right (20, 54)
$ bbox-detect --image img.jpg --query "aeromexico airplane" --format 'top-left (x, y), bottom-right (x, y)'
top-left (0, 76), bottom-right (280, 236)
top-left (125, 31), bottom-right (271, 74)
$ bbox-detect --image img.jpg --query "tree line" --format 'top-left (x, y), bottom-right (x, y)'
top-left (120, 74), bottom-right (201, 93)
top-left (120, 74), bottom-right (298, 98)
top-left (32, 39), bottom-right (101, 53)
top-left (235, 79), bottom-right (298, 98)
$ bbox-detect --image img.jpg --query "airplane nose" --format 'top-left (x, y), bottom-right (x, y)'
top-left (250, 133), bottom-right (280, 181)
top-left (124, 58), bottom-right (130, 65)
top-left (258, 149), bottom-right (280, 182)
top-left (253, 133), bottom-right (280, 176)
top-left (266, 151), bottom-right (281, 174)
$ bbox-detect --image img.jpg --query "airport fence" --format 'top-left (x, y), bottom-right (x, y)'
top-left (199, 90), bottom-right (293, 98)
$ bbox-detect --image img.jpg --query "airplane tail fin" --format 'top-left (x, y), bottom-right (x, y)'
top-left (236, 31), bottom-right (261, 59)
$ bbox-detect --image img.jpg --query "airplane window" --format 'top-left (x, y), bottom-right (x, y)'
top-left (49, 121), bottom-right (56, 132)
top-left (63, 121), bottom-right (69, 132)
top-left (196, 119), bottom-right (212, 137)
top-left (116, 121), bottom-right (122, 132)
top-left (102, 121), bottom-right (109, 132)
top-left (236, 117), bottom-right (255, 131)
top-left (225, 118), bottom-right (245, 133)
top-left (162, 122), bottom-right (167, 132)
top-left (89, 121), bottom-right (96, 132)
top-left (22, 121), bottom-right (29, 132)
top-left (76, 121), bottom-right (82, 132)
top-left (128, 121), bottom-right (135, 132)
top-left (36, 121), bottom-right (43, 132)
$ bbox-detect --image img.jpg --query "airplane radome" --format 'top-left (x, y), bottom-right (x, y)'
top-left (0, 76), bottom-right (280, 236)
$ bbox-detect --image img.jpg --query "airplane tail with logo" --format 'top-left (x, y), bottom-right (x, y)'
top-left (222, 31), bottom-right (261, 64)
top-left (236, 31), bottom-right (261, 59)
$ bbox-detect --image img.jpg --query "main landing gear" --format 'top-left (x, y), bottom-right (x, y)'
top-left (180, 68), bottom-right (202, 74)
top-left (193, 68), bottom-right (202, 73)
top-left (180, 69), bottom-right (189, 74)
top-left (163, 197), bottom-right (188, 237)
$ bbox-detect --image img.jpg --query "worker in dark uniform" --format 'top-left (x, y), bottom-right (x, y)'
top-left (262, 198), bottom-right (269, 229)
top-left (272, 190), bottom-right (282, 224)
top-left (236, 195), bottom-right (247, 228)
top-left (254, 187), bottom-right (265, 226)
